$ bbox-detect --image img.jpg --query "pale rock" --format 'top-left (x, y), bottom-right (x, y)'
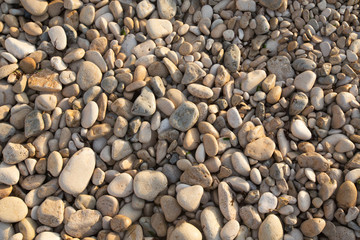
top-left (241, 70), bottom-right (267, 94)
top-left (258, 192), bottom-right (277, 214)
top-left (48, 26), bottom-right (67, 51)
top-left (112, 139), bottom-right (133, 161)
top-left (146, 19), bottom-right (173, 39)
top-left (176, 185), bottom-right (203, 212)
top-left (298, 190), bottom-right (311, 212)
top-left (291, 119), bottom-right (312, 140)
top-left (259, 214), bottom-right (283, 240)
top-left (0, 197), bottom-right (28, 223)
top-left (81, 101), bottom-right (99, 128)
top-left (294, 71), bottom-right (316, 92)
top-left (200, 206), bottom-right (223, 240)
top-left (59, 148), bottom-right (96, 195)
top-left (5, 38), bottom-right (36, 59)
top-left (133, 170), bottom-right (168, 201)
top-left (107, 173), bottom-right (133, 198)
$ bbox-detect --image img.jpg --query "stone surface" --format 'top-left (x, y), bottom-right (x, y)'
top-left (28, 69), bottom-right (62, 92)
top-left (77, 61), bottom-right (102, 91)
top-left (65, 209), bottom-right (102, 238)
top-left (267, 56), bottom-right (295, 81)
top-left (37, 196), bottom-right (64, 227)
top-left (146, 19), bottom-right (173, 39)
top-left (258, 214), bottom-right (283, 240)
top-left (131, 87), bottom-right (156, 116)
top-left (107, 173), bottom-right (133, 198)
top-left (244, 137), bottom-right (275, 161)
top-left (0, 197), bottom-right (28, 223)
top-left (59, 148), bottom-right (96, 195)
top-left (336, 181), bottom-right (357, 209)
top-left (176, 185), bottom-right (203, 212)
top-left (5, 38), bottom-right (36, 59)
top-left (169, 221), bottom-right (202, 240)
top-left (300, 218), bottom-right (326, 237)
top-left (169, 101), bottom-right (199, 132)
top-left (133, 170), bottom-right (168, 201)
top-left (181, 62), bottom-right (206, 85)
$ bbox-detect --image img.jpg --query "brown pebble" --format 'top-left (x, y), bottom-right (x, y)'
top-left (19, 57), bottom-right (36, 74)
top-left (336, 181), bottom-right (357, 209)
top-left (110, 214), bottom-right (132, 232)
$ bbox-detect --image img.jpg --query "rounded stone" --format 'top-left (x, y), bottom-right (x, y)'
top-left (59, 148), bottom-right (96, 195)
top-left (169, 101), bottom-right (199, 132)
top-left (77, 61), bottom-right (102, 91)
top-left (133, 170), bottom-right (168, 201)
top-left (19, 57), bottom-right (36, 74)
top-left (300, 218), bottom-right (326, 237)
top-left (81, 101), bottom-right (99, 128)
top-left (0, 197), bottom-right (28, 223)
top-left (336, 181), bottom-right (357, 209)
top-left (258, 214), bottom-right (283, 240)
top-left (110, 214), bottom-right (132, 232)
top-left (107, 173), bottom-right (133, 198)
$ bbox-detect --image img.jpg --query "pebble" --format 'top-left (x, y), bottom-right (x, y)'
top-left (157, 0), bottom-right (177, 19)
top-left (169, 221), bottom-right (202, 240)
top-left (298, 190), bottom-right (311, 212)
top-left (177, 185), bottom-right (203, 212)
top-left (200, 206), bottom-right (223, 240)
top-left (107, 173), bottom-right (133, 198)
top-left (0, 162), bottom-right (20, 185)
top-left (237, 0), bottom-right (256, 11)
top-left (169, 101), bottom-right (199, 132)
top-left (297, 152), bottom-right (330, 172)
top-left (224, 44), bottom-right (241, 72)
top-left (35, 94), bottom-right (57, 111)
top-left (20, 0), bottom-right (48, 16)
top-left (19, 57), bottom-right (36, 73)
top-left (5, 38), bottom-right (36, 59)
top-left (291, 119), bottom-right (312, 140)
top-left (35, 232), bottom-right (61, 240)
top-left (258, 192), bottom-right (278, 214)
top-left (2, 142), bottom-right (29, 164)
top-left (241, 70), bottom-right (267, 94)
top-left (110, 214), bottom-right (132, 232)
top-left (218, 182), bottom-right (238, 220)
top-left (220, 219), bottom-right (240, 240)
top-left (300, 218), bottom-right (326, 237)
top-left (64, 209), bottom-right (102, 238)
top-left (77, 61), bottom-right (102, 91)
top-left (258, 214), bottom-right (284, 240)
top-left (0, 197), bottom-right (28, 223)
top-left (187, 84), bottom-right (213, 99)
top-left (267, 56), bottom-right (295, 81)
top-left (160, 195), bottom-right (182, 222)
top-left (59, 148), bottom-right (96, 195)
top-left (182, 62), bottom-right (206, 85)
top-left (239, 205), bottom-right (261, 229)
top-left (292, 58), bottom-right (317, 72)
top-left (131, 87), bottom-right (156, 116)
top-left (227, 107), bottom-right (243, 128)
top-left (112, 139), bottom-right (133, 161)
top-left (244, 137), bottom-right (276, 161)
top-left (28, 69), bottom-right (62, 92)
top-left (37, 196), bottom-right (64, 227)
top-left (146, 19), bottom-right (173, 39)
top-left (293, 71), bottom-right (316, 92)
top-left (336, 181), bottom-right (357, 209)
top-left (48, 26), bottom-right (67, 51)
top-left (133, 170), bottom-right (168, 201)
top-left (81, 101), bottom-right (98, 128)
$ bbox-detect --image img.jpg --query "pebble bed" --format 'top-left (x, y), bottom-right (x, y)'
top-left (0, 0), bottom-right (360, 239)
